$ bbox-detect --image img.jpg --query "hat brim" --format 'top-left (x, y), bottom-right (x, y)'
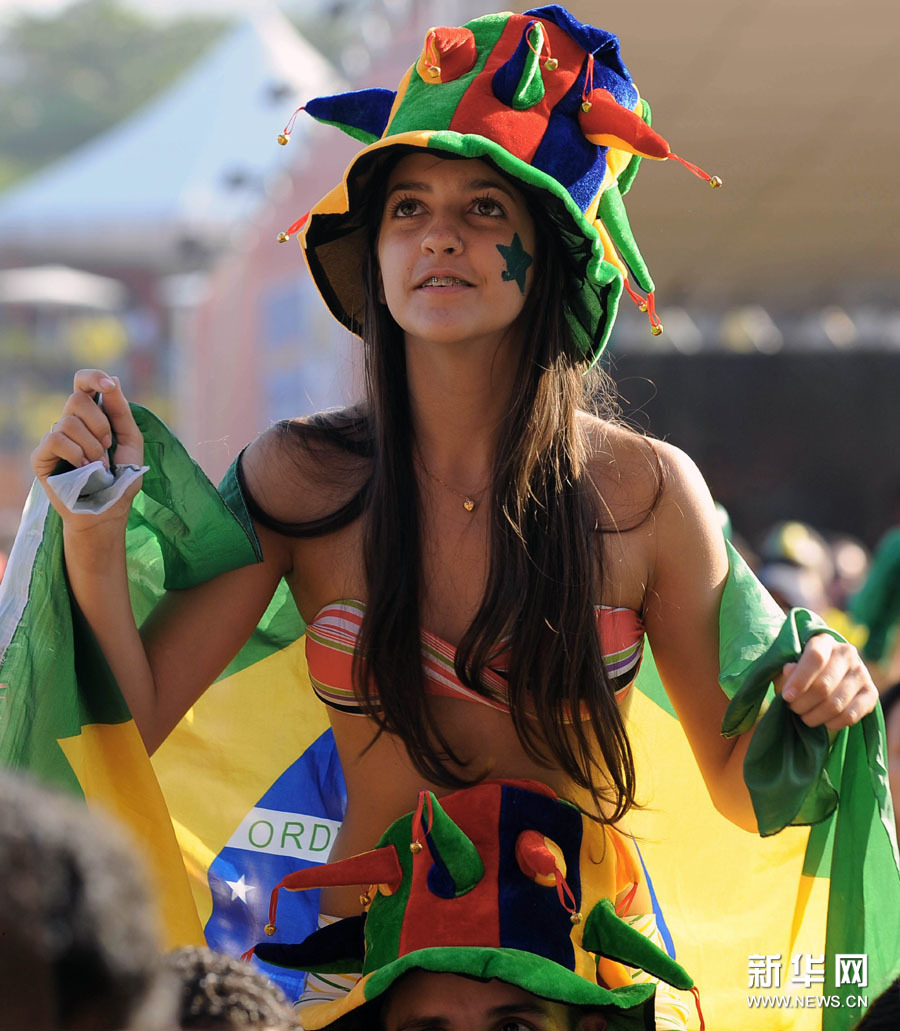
top-left (285, 945), bottom-right (655, 1030)
top-left (299, 130), bottom-right (623, 366)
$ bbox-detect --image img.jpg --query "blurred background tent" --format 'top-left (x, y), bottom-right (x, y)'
top-left (0, 0), bottom-right (898, 546)
top-left (0, 8), bottom-right (340, 267)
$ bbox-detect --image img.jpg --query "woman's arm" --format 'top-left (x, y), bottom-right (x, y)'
top-left (642, 441), bottom-right (877, 832)
top-left (31, 369), bottom-right (293, 754)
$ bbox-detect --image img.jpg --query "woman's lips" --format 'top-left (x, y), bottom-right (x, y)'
top-left (416, 273), bottom-right (474, 289)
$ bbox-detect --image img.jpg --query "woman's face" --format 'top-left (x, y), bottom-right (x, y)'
top-left (376, 153), bottom-right (537, 351)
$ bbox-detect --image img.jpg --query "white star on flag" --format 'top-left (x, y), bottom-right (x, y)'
top-left (225, 874), bottom-right (256, 904)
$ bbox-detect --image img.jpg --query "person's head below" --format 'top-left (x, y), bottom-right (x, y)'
top-left (251, 783), bottom-right (695, 1031)
top-left (853, 971), bottom-right (900, 1030)
top-left (0, 769), bottom-right (172, 1031)
top-left (162, 946), bottom-right (296, 1030)
top-left (377, 971), bottom-right (607, 1031)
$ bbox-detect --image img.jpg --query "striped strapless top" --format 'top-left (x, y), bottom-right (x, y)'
top-left (305, 600), bottom-right (644, 720)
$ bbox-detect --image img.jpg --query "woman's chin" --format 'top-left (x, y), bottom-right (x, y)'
top-left (397, 312), bottom-right (517, 351)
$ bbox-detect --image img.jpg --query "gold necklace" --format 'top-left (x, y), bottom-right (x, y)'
top-left (418, 457), bottom-right (486, 513)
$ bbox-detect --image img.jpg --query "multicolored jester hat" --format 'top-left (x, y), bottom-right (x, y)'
top-left (248, 779), bottom-right (702, 1031)
top-left (276, 4), bottom-right (721, 364)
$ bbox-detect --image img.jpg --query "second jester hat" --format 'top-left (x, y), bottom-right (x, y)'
top-left (248, 779), bottom-right (701, 1030)
top-left (277, 4), bottom-right (720, 364)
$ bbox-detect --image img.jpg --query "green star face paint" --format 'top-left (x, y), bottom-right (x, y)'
top-left (496, 233), bottom-right (533, 295)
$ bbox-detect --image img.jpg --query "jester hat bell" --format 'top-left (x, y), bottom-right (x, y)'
top-left (248, 780), bottom-right (698, 1030)
top-left (278, 5), bottom-right (720, 366)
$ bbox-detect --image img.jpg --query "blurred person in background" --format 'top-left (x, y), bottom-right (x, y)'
top-left (756, 519), bottom-right (867, 647)
top-left (0, 769), bottom-right (174, 1031)
top-left (756, 520), bottom-right (834, 615)
top-left (163, 946), bottom-right (296, 1030)
top-left (827, 532), bottom-right (870, 612)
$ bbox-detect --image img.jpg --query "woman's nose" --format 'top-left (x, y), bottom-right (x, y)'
top-left (421, 218), bottom-right (464, 255)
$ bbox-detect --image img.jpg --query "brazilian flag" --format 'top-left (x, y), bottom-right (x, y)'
top-left (1, 406), bottom-right (897, 1026)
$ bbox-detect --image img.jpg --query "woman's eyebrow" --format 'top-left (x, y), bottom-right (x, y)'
top-left (385, 178), bottom-right (518, 200)
top-left (464, 177), bottom-right (518, 200)
top-left (392, 1004), bottom-right (553, 1031)
top-left (488, 1001), bottom-right (556, 1025)
top-left (386, 179), bottom-right (432, 196)
top-left (393, 1018), bottom-right (450, 1031)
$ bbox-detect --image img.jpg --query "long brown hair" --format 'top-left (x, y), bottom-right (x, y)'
top-left (247, 153), bottom-right (658, 822)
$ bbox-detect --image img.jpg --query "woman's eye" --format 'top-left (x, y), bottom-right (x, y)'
top-left (392, 197), bottom-right (423, 217)
top-left (473, 195), bottom-right (504, 217)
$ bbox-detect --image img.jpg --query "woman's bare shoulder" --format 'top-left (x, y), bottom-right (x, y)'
top-left (580, 413), bottom-right (710, 516)
top-left (578, 413), bottom-right (666, 530)
top-left (589, 419), bottom-right (725, 578)
top-left (580, 414), bottom-right (725, 604)
top-left (240, 406), bottom-right (371, 526)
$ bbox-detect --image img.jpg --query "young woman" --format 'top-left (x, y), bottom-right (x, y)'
top-left (31, 145), bottom-right (875, 904)
top-left (30, 6), bottom-right (877, 1025)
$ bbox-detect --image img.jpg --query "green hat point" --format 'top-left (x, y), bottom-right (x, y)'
top-left (583, 898), bottom-right (694, 991)
top-left (598, 186), bottom-right (655, 295)
top-left (506, 22), bottom-right (546, 110)
top-left (418, 791), bottom-right (485, 898)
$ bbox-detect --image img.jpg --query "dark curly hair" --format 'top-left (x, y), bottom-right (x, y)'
top-left (0, 769), bottom-right (166, 1030)
top-left (163, 946), bottom-right (295, 1029)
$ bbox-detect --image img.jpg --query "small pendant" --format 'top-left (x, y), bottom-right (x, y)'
top-left (463, 497), bottom-right (475, 512)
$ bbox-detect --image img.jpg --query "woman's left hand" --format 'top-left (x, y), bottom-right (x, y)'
top-left (778, 634), bottom-right (879, 731)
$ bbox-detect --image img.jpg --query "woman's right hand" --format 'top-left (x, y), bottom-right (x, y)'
top-left (31, 369), bottom-right (145, 525)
